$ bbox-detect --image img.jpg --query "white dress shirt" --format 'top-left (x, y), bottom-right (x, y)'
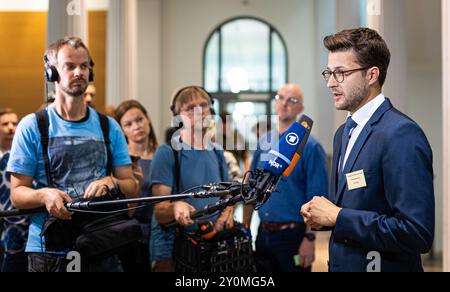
top-left (342, 93), bottom-right (386, 170)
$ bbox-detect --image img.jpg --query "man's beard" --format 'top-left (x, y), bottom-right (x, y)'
top-left (337, 82), bottom-right (369, 113)
top-left (61, 79), bottom-right (88, 97)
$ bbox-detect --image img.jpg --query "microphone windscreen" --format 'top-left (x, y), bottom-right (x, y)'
top-left (262, 122), bottom-right (307, 177)
top-left (282, 115), bottom-right (313, 177)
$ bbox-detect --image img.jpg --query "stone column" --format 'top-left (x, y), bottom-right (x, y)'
top-left (136, 0), bottom-right (163, 140)
top-left (106, 0), bottom-right (138, 107)
top-left (46, 0), bottom-right (88, 99)
top-left (366, 0), bottom-right (408, 112)
top-left (47, 0), bottom-right (88, 45)
top-left (333, 0), bottom-right (363, 129)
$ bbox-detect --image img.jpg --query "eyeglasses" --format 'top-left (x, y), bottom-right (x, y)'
top-left (275, 95), bottom-right (301, 105)
top-left (180, 102), bottom-right (210, 114)
top-left (322, 67), bottom-right (370, 83)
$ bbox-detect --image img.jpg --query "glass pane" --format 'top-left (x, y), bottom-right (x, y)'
top-left (212, 97), bottom-right (220, 116)
top-left (272, 32), bottom-right (287, 92)
top-left (221, 20), bottom-right (270, 93)
top-left (204, 32), bottom-right (219, 92)
top-left (225, 102), bottom-right (268, 150)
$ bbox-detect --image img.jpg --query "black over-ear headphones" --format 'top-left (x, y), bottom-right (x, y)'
top-left (170, 86), bottom-right (215, 116)
top-left (44, 55), bottom-right (95, 83)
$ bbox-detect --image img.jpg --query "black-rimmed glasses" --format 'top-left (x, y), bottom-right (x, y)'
top-left (322, 67), bottom-right (370, 83)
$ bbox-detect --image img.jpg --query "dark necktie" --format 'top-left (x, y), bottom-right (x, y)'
top-left (339, 117), bottom-right (357, 174)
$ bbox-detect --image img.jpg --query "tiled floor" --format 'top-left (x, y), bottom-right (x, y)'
top-left (311, 232), bottom-right (443, 272)
top-left (235, 207), bottom-right (443, 272)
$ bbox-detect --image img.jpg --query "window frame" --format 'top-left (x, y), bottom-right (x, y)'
top-left (202, 16), bottom-right (289, 116)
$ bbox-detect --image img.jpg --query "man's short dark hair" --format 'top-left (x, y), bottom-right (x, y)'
top-left (324, 28), bottom-right (391, 87)
top-left (0, 108), bottom-right (15, 118)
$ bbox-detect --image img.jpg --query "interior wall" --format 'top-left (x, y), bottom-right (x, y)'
top-left (405, 0), bottom-right (443, 257)
top-left (0, 12), bottom-right (47, 118)
top-left (137, 0), bottom-right (163, 144)
top-left (443, 0), bottom-right (450, 272)
top-left (160, 0), bottom-right (320, 142)
top-left (0, 10), bottom-right (107, 118)
top-left (88, 11), bottom-right (107, 113)
top-left (314, 0), bottom-right (363, 155)
top-left (333, 0), bottom-right (363, 132)
top-left (314, 0), bottom-right (337, 155)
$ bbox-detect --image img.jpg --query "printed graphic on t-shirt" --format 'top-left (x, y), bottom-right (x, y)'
top-left (48, 136), bottom-right (105, 199)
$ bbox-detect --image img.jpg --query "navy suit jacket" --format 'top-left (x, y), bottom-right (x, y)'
top-left (328, 98), bottom-right (435, 272)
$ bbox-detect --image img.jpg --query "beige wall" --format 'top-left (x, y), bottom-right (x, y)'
top-left (0, 11), bottom-right (107, 118)
top-left (0, 12), bottom-right (47, 118)
top-left (159, 0), bottom-right (319, 140)
top-left (88, 11), bottom-right (107, 113)
top-left (405, 0), bottom-right (443, 256)
top-left (443, 0), bottom-right (450, 272)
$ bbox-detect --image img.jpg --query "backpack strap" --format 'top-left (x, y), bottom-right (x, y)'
top-left (97, 112), bottom-right (112, 176)
top-left (168, 143), bottom-right (181, 194)
top-left (35, 109), bottom-right (53, 188)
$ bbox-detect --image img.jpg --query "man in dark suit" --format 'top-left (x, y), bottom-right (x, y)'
top-left (301, 28), bottom-right (434, 272)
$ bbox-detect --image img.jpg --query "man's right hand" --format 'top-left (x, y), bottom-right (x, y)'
top-left (40, 188), bottom-right (73, 220)
top-left (173, 201), bottom-right (196, 226)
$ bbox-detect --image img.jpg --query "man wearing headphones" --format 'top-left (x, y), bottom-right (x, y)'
top-left (7, 37), bottom-right (138, 272)
top-left (150, 86), bottom-right (233, 271)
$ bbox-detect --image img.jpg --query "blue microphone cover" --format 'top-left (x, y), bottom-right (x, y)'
top-left (262, 122), bottom-right (307, 177)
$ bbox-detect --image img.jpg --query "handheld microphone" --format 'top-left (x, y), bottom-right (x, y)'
top-left (243, 115), bottom-right (313, 207)
top-left (281, 116), bottom-right (313, 177)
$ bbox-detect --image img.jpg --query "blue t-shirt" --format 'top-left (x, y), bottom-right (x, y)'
top-left (151, 142), bottom-right (228, 215)
top-left (251, 130), bottom-right (329, 223)
top-left (0, 152), bottom-right (29, 255)
top-left (6, 106), bottom-right (131, 253)
top-left (149, 141), bottom-right (229, 261)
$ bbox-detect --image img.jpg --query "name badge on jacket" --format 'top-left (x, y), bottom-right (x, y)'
top-left (346, 170), bottom-right (367, 191)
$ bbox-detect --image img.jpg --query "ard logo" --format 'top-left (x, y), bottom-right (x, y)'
top-left (286, 133), bottom-right (299, 146)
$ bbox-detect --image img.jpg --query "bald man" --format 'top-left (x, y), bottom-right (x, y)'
top-left (244, 84), bottom-right (328, 272)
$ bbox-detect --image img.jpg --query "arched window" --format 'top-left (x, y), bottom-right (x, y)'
top-left (203, 17), bottom-right (288, 116)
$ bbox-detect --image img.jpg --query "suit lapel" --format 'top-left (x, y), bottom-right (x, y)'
top-left (335, 126), bottom-right (373, 205)
top-left (334, 98), bottom-right (394, 206)
top-left (331, 126), bottom-right (344, 204)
